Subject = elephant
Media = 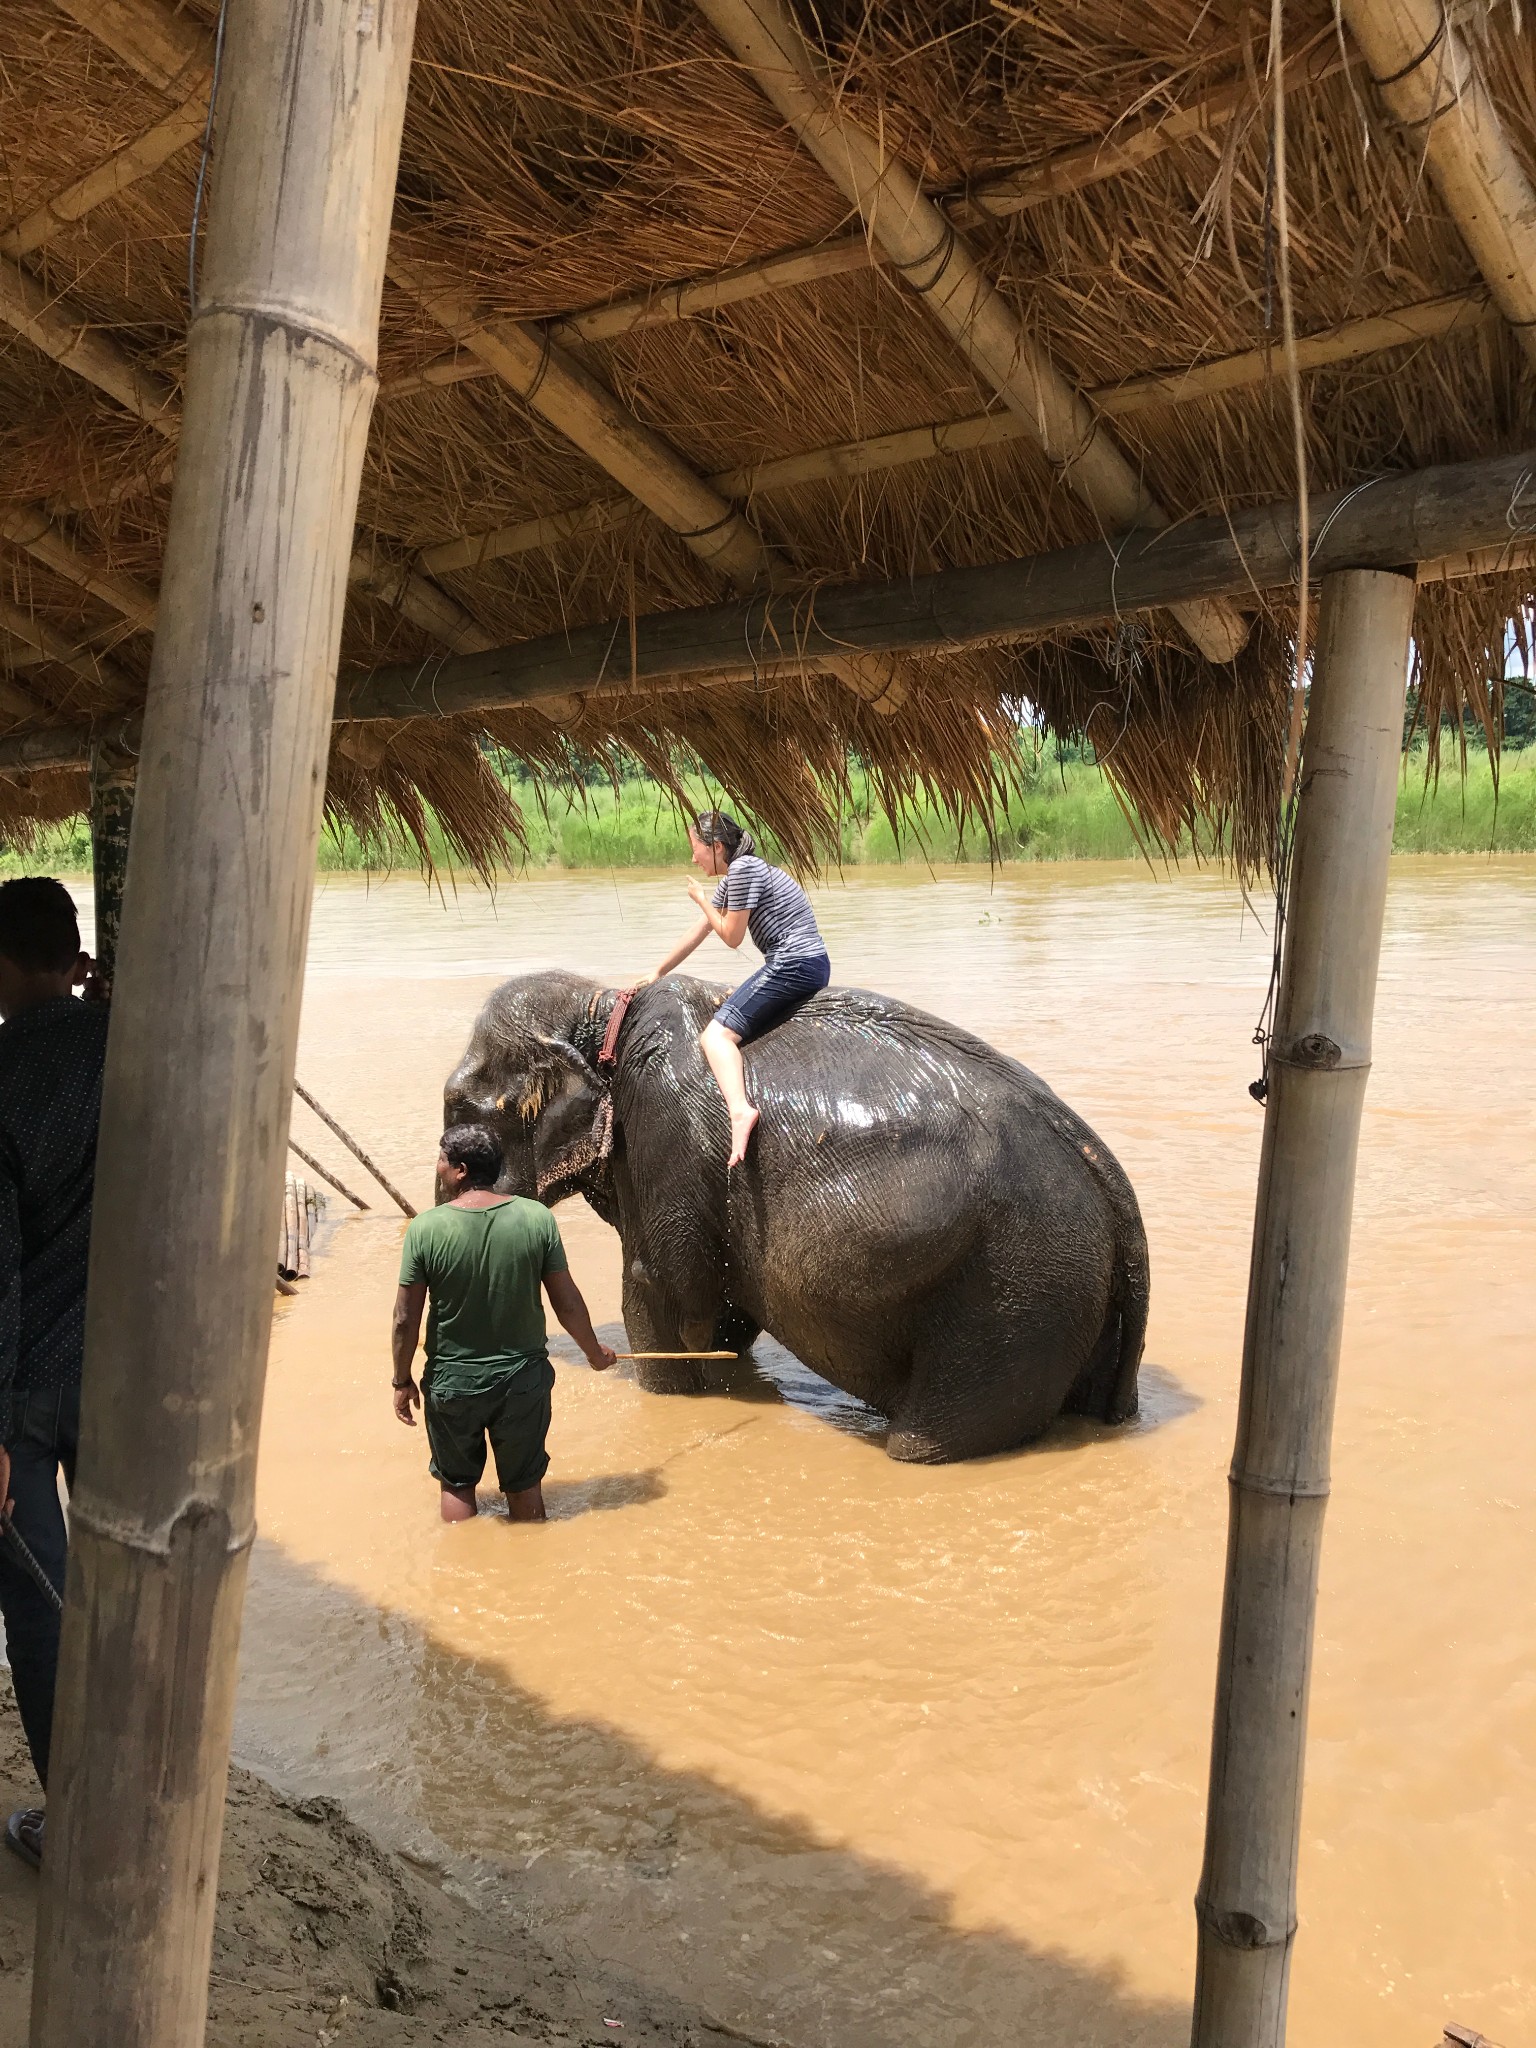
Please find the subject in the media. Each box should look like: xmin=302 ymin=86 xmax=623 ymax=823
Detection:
xmin=443 ymin=971 xmax=1149 ymax=1464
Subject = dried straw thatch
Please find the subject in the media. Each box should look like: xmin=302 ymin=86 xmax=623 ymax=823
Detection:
xmin=1 ymin=0 xmax=1533 ymax=871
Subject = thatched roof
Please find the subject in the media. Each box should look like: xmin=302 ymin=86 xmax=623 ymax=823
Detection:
xmin=1 ymin=0 xmax=1533 ymax=870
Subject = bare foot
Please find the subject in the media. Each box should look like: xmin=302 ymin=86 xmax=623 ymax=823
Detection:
xmin=727 ymin=1103 xmax=760 ymax=1168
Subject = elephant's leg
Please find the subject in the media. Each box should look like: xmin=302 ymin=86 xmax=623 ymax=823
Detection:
xmin=620 ymin=1256 xmax=725 ymax=1395
xmin=886 ymin=1275 xmax=1083 ymax=1464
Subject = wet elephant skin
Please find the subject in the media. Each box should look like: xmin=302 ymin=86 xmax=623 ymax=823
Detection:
xmin=444 ymin=972 xmax=1150 ymax=1464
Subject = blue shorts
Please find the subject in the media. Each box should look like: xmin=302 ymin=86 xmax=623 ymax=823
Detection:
xmin=715 ymin=951 xmax=830 ymax=1043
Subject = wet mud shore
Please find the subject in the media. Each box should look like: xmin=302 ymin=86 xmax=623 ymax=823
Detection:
xmin=0 ymin=1684 xmax=752 ymax=2048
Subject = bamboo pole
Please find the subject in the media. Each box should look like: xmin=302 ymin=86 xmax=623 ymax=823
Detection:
xmin=287 ymin=1138 xmax=370 ymax=1211
xmin=693 ymin=0 xmax=1251 ymax=666
xmin=294 ymin=1079 xmax=416 ymax=1217
xmin=28 ymin=1 xmax=418 ymax=2042
xmin=1190 ymin=567 xmax=1417 ymax=2048
xmin=421 ymin=289 xmax=1495 ymax=579
xmin=0 ymin=254 xmax=179 ymax=432
xmin=0 ymin=94 xmax=211 ymax=261
xmin=0 ymin=503 xmax=159 ymax=631
xmin=1340 ymin=0 xmax=1536 ymax=367
xmin=88 ymin=738 xmax=135 ymax=995
xmin=0 ymin=596 xmax=131 ymax=699
xmin=382 ymin=37 xmax=1349 ymax=399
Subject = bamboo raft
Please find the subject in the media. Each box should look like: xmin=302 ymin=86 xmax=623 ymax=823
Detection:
xmin=276 ymin=1172 xmax=325 ymax=1286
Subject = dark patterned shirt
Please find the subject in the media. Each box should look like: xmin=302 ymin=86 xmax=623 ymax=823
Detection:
xmin=0 ymin=997 xmax=109 ymax=1440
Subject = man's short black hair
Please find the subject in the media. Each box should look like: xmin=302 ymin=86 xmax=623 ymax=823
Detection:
xmin=0 ymin=878 xmax=81 ymax=974
xmin=440 ymin=1121 xmax=503 ymax=1189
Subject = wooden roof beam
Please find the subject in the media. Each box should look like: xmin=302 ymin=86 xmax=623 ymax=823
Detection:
xmin=1340 ymin=0 xmax=1536 ymax=366
xmin=689 ymin=0 xmax=1249 ymax=667
xmin=3 ymin=443 xmax=1532 ymax=774
xmin=0 ymin=251 xmax=179 ymax=431
xmin=382 ymin=36 xmax=1351 ymax=402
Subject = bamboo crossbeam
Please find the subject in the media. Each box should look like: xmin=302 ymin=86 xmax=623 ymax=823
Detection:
xmin=0 ymin=252 xmax=178 ymax=432
xmin=0 ymin=502 xmax=158 ymax=630
xmin=382 ymin=38 xmax=1350 ymax=402
xmin=48 ymin=0 xmax=212 ymax=97
xmin=0 ymin=595 xmax=129 ymax=699
xmin=386 ymin=254 xmax=774 ymax=592
xmin=0 ymin=94 xmax=210 ymax=261
xmin=31 ymin=0 xmax=422 ymax=2039
xmin=690 ymin=0 xmax=1249 ymax=668
xmin=0 ymin=447 xmax=1531 ymax=778
xmin=1341 ymin=0 xmax=1536 ymax=367
xmin=287 ymin=1138 xmax=370 ymax=1211
xmin=339 ymin=448 xmax=1536 ymax=721
xmin=423 ymin=289 xmax=1495 ymax=578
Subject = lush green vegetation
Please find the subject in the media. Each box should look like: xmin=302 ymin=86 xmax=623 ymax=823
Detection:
xmin=8 ymin=746 xmax=1534 ymax=881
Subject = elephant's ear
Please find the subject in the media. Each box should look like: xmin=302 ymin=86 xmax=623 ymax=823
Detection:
xmin=527 ymin=1034 xmax=609 ymax=1199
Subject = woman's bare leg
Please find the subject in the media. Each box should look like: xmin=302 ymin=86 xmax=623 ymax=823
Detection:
xmin=700 ymin=1019 xmax=758 ymax=1167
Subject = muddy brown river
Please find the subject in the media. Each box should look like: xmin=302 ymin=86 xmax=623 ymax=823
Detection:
xmin=225 ymin=859 xmax=1532 ymax=2048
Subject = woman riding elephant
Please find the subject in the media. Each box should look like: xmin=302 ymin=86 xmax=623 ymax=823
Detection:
xmin=637 ymin=811 xmax=830 ymax=1168
xmin=443 ymin=969 xmax=1149 ymax=1466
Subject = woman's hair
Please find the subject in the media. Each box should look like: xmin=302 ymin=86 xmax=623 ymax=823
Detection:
xmin=692 ymin=810 xmax=755 ymax=863
xmin=440 ymin=1121 xmax=504 ymax=1189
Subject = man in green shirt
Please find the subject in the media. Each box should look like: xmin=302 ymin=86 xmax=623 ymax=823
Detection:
xmin=392 ymin=1123 xmax=615 ymax=1522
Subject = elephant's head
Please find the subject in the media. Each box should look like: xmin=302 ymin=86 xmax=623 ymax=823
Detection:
xmin=443 ymin=971 xmax=613 ymax=1206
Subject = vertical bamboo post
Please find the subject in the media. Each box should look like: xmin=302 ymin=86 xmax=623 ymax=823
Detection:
xmin=88 ymin=737 xmax=135 ymax=993
xmin=1191 ymin=567 xmax=1417 ymax=2048
xmin=29 ymin=1 xmax=419 ymax=2043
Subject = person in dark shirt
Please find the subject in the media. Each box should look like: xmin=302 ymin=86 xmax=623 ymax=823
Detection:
xmin=0 ymin=878 xmax=106 ymax=1870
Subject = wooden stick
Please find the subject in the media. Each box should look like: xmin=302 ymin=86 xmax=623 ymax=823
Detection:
xmin=294 ymin=1079 xmax=416 ymax=1217
xmin=29 ymin=3 xmax=420 ymax=2042
xmin=1342 ymin=0 xmax=1536 ymax=367
xmin=0 ymin=503 xmax=159 ymax=630
xmin=1191 ymin=568 xmax=1417 ymax=2048
xmin=0 ymin=596 xmax=130 ymax=702
xmin=287 ymin=1137 xmax=370 ymax=1211
xmin=618 ymin=1350 xmax=738 ymax=1360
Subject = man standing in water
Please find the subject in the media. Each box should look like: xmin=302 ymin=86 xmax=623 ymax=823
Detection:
xmin=0 ymin=879 xmax=105 ymax=1871
xmin=391 ymin=1123 xmax=615 ymax=1521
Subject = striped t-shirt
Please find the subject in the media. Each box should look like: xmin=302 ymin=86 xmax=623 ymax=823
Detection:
xmin=713 ymin=855 xmax=825 ymax=965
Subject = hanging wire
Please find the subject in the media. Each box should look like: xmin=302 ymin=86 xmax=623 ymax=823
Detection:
xmin=1250 ymin=0 xmax=1314 ymax=1106
xmin=187 ymin=0 xmax=232 ymax=314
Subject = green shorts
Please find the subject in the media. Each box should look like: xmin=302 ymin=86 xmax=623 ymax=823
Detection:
xmin=423 ymin=1357 xmax=555 ymax=1495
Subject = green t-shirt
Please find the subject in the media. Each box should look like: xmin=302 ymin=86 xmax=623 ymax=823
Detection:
xmin=398 ymin=1197 xmax=569 ymax=1399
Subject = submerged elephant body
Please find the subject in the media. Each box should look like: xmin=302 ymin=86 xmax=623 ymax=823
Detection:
xmin=445 ymin=972 xmax=1149 ymax=1463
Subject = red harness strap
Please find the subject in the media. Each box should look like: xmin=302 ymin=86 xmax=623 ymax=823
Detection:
xmin=598 ymin=987 xmax=637 ymax=1070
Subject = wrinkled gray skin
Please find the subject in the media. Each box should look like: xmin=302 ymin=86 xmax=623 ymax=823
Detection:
xmin=444 ymin=972 xmax=1149 ymax=1464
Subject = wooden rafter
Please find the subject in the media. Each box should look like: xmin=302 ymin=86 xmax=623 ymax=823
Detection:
xmin=689 ymin=0 xmax=1250 ymax=667
xmin=0 ymin=95 xmax=210 ymax=262
xmin=40 ymin=0 xmax=903 ymax=713
xmin=2 ymin=444 xmax=1531 ymax=777
xmin=0 ymin=500 xmax=159 ymax=628
xmin=0 ymin=594 xmax=129 ymax=700
xmin=383 ymin=36 xmax=1351 ymax=403
xmin=420 ymin=288 xmax=1495 ymax=578
xmin=1341 ymin=0 xmax=1536 ymax=366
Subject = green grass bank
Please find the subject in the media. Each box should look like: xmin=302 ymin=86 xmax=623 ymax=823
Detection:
xmin=9 ymin=747 xmax=1535 ymax=879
